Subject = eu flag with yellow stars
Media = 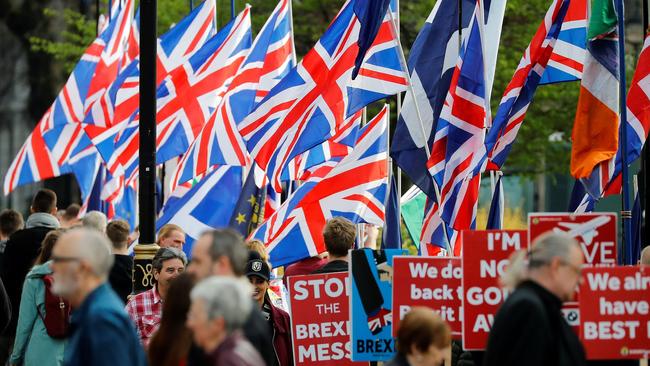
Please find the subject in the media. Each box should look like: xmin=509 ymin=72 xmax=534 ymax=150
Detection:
xmin=229 ymin=166 xmax=266 ymax=236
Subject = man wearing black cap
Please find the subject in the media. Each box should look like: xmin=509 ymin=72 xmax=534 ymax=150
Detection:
xmin=246 ymin=259 xmax=292 ymax=366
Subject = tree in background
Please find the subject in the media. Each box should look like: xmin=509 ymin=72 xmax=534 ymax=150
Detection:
xmin=30 ymin=0 xmax=641 ymax=180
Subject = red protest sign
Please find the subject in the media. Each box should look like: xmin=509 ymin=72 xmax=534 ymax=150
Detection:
xmin=392 ymin=257 xmax=462 ymax=339
xmin=579 ymin=266 xmax=650 ymax=360
xmin=528 ymin=213 xmax=617 ymax=265
xmin=461 ymin=230 xmax=529 ymax=350
xmin=288 ymin=272 xmax=367 ymax=366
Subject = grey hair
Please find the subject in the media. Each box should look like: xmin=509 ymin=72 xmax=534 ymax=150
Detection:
xmin=82 ymin=211 xmax=108 ymax=233
xmin=190 ymin=276 xmax=252 ymax=333
xmin=152 ymin=247 xmax=187 ymax=273
xmin=65 ymin=228 xmax=114 ymax=279
xmin=203 ymin=229 xmax=248 ymax=276
xmin=501 ymin=232 xmax=580 ymax=289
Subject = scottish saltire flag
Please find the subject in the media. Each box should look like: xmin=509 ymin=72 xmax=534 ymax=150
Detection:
xmin=239 ymin=0 xmax=407 ymax=193
xmin=577 ymin=32 xmax=650 ymax=201
xmin=486 ymin=173 xmax=504 ymax=229
xmin=172 ymin=0 xmax=294 ymax=188
xmin=568 ymin=179 xmax=594 ymax=212
xmin=540 ymin=0 xmax=587 ymax=84
xmin=84 ymin=0 xmax=216 ymax=129
xmin=381 ymin=176 xmax=401 ymax=249
xmin=283 ymin=109 xmax=362 ymax=182
xmin=570 ymin=0 xmax=619 ymax=180
xmin=426 ymin=4 xmax=487 ymax=230
xmin=229 ymin=166 xmax=266 ymax=236
xmin=251 ymin=107 xmax=389 ymax=266
xmin=485 ymin=0 xmax=570 ymax=171
xmin=157 ymin=166 xmax=243 ymax=256
xmin=105 ymin=8 xmax=253 ymax=181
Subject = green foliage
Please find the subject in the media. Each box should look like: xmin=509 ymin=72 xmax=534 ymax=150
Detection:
xmin=29 ymin=8 xmax=96 ymax=73
xmin=26 ymin=0 xmax=640 ymax=180
xmin=491 ymin=0 xmax=579 ymax=177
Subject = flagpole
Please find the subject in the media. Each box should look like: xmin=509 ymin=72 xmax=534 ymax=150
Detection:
xmin=288 ymin=0 xmax=297 ymax=66
xmin=615 ymin=0 xmax=631 ymax=264
xmin=231 ymin=0 xmax=235 ymax=19
xmin=394 ymin=0 xmax=402 ymax=248
xmin=134 ymin=0 xmax=159 ymax=294
xmin=641 ymin=0 xmax=649 ymax=251
xmin=387 ymin=10 xmax=452 ymax=255
xmin=190 ymin=0 xmax=194 ymax=10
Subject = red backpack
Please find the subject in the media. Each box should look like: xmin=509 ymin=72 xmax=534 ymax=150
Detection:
xmin=37 ymin=275 xmax=71 ymax=339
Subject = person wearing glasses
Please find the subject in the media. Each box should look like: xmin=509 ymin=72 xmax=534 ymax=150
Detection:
xmin=484 ymin=232 xmax=586 ymax=366
xmin=50 ymin=228 xmax=146 ymax=366
xmin=126 ymin=248 xmax=187 ymax=347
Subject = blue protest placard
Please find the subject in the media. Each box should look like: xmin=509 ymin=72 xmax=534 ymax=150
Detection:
xmin=349 ymin=248 xmax=407 ymax=361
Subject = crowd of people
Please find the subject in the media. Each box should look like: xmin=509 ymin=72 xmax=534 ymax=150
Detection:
xmin=0 ymin=188 xmax=648 ymax=366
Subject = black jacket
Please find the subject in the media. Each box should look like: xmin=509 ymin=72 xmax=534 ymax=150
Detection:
xmin=0 ymin=226 xmax=53 ymax=336
xmin=244 ymin=307 xmax=275 ymax=366
xmin=484 ymin=280 xmax=586 ymax=366
xmin=0 ymin=278 xmax=11 ymax=335
xmin=109 ymin=254 xmax=133 ymax=303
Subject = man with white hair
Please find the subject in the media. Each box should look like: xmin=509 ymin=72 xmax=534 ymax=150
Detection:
xmin=50 ymin=228 xmax=146 ymax=366
xmin=484 ymin=232 xmax=586 ymax=366
xmin=81 ymin=211 xmax=108 ymax=233
xmin=187 ymin=276 xmax=264 ymax=366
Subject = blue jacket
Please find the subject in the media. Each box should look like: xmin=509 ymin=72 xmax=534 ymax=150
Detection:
xmin=64 ymin=283 xmax=147 ymax=366
xmin=9 ymin=262 xmax=65 ymax=366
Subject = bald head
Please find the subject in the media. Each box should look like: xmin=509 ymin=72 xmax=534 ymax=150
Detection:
xmin=641 ymin=246 xmax=650 ymax=266
xmin=57 ymin=228 xmax=114 ymax=279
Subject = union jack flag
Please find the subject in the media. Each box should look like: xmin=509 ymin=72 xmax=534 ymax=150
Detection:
xmin=540 ymin=0 xmax=587 ymax=84
xmin=576 ymin=32 xmax=650 ymax=204
xmin=38 ymin=0 xmax=133 ymax=132
xmin=251 ymin=107 xmax=390 ymax=266
xmin=426 ymin=4 xmax=487 ymax=230
xmin=419 ymin=199 xmax=460 ymax=257
xmin=171 ymin=0 xmax=294 ymax=188
xmin=4 ymin=117 xmax=62 ymax=194
xmin=82 ymin=0 xmax=134 ymax=116
xmin=84 ymin=0 xmax=216 ymax=129
xmin=484 ymin=0 xmax=570 ymax=170
xmin=239 ymin=0 xmax=407 ymax=193
xmin=283 ymin=109 xmax=362 ymax=182
xmin=99 ymin=8 xmax=252 ymax=182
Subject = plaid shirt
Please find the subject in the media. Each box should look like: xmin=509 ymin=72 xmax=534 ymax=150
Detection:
xmin=125 ymin=286 xmax=162 ymax=347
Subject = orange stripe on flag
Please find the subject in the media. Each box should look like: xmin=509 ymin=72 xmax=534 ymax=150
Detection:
xmin=570 ymin=86 xmax=619 ymax=179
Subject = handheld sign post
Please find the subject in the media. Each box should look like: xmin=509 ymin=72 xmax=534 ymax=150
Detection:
xmin=579 ymin=266 xmax=650 ymax=360
xmin=349 ymin=248 xmax=406 ymax=362
xmin=287 ymin=272 xmax=367 ymax=366
xmin=392 ymin=256 xmax=463 ymax=339
xmin=461 ymin=230 xmax=529 ymax=350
